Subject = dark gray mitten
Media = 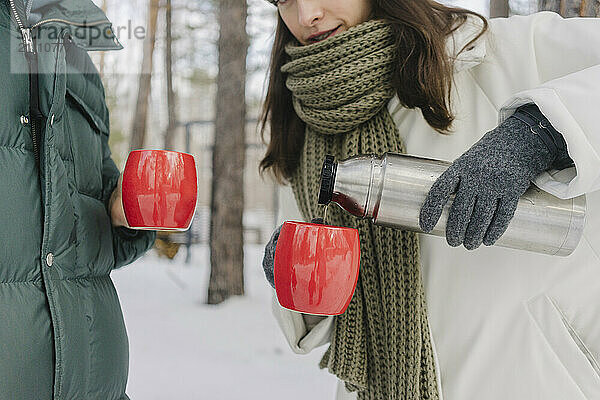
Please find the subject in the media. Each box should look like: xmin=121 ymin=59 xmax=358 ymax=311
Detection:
xmin=419 ymin=115 xmax=564 ymax=250
xmin=262 ymin=225 xmax=282 ymax=288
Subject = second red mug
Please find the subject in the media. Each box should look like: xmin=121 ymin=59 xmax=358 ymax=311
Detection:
xmin=122 ymin=149 xmax=198 ymax=231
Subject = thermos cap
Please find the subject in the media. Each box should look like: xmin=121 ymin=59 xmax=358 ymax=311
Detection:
xmin=318 ymin=155 xmax=337 ymax=205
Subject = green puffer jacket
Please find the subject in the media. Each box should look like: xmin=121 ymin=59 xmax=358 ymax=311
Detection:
xmin=0 ymin=1 xmax=156 ymax=399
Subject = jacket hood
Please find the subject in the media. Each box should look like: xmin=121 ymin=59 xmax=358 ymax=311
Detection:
xmin=447 ymin=14 xmax=488 ymax=73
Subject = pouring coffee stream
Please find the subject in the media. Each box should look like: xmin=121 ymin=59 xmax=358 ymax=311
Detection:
xmin=317 ymin=153 xmax=586 ymax=256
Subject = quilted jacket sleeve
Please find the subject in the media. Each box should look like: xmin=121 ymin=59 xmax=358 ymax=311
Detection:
xmin=100 ymin=133 xmax=156 ymax=269
xmin=65 ymin=41 xmax=156 ymax=269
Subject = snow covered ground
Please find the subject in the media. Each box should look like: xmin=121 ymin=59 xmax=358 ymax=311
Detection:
xmin=112 ymin=245 xmax=338 ymax=400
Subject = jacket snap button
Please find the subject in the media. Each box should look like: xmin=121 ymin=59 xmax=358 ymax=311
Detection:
xmin=46 ymin=253 xmax=54 ymax=267
xmin=20 ymin=115 xmax=29 ymax=125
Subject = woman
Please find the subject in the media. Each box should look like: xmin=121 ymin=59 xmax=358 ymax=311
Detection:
xmin=260 ymin=0 xmax=600 ymax=399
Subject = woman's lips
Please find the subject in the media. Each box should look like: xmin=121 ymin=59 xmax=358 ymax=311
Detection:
xmin=307 ymin=25 xmax=342 ymax=44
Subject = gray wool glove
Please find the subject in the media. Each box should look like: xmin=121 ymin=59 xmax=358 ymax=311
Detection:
xmin=419 ymin=114 xmax=566 ymax=250
xmin=262 ymin=225 xmax=282 ymax=289
xmin=262 ymin=218 xmax=324 ymax=288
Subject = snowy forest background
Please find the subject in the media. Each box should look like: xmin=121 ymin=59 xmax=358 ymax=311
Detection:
xmin=83 ymin=0 xmax=599 ymax=398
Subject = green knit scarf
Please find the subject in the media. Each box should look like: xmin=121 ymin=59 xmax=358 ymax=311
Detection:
xmin=282 ymin=20 xmax=440 ymax=400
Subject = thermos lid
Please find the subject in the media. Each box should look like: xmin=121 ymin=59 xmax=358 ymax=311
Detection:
xmin=319 ymin=155 xmax=337 ymax=205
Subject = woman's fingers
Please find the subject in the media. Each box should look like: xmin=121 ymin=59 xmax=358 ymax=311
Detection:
xmin=420 ymin=167 xmax=519 ymax=249
xmin=419 ymin=169 xmax=460 ymax=233
xmin=445 ymin=184 xmax=476 ymax=247
xmin=483 ymin=197 xmax=519 ymax=246
xmin=463 ymin=196 xmax=498 ymax=250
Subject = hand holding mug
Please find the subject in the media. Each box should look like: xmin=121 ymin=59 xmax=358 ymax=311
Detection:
xmin=264 ymin=219 xmax=361 ymax=316
xmin=262 ymin=224 xmax=282 ymax=289
xmin=108 ymin=173 xmax=130 ymax=228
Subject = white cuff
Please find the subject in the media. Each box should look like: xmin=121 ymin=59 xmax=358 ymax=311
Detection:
xmin=271 ymin=294 xmax=334 ymax=354
xmin=499 ymin=86 xmax=600 ymax=199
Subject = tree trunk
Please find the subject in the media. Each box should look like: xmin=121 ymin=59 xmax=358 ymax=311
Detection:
xmin=163 ymin=0 xmax=178 ymax=150
xmin=539 ymin=0 xmax=600 ymax=16
xmin=208 ymin=0 xmax=248 ymax=305
xmin=490 ymin=0 xmax=510 ymax=17
xmin=129 ymin=0 xmax=160 ymax=151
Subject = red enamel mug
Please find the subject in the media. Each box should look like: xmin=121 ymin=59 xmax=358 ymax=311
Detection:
xmin=274 ymin=221 xmax=361 ymax=315
xmin=122 ymin=149 xmax=198 ymax=231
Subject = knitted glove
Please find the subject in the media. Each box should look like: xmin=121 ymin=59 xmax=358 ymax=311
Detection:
xmin=262 ymin=225 xmax=282 ymax=289
xmin=262 ymin=218 xmax=325 ymax=288
xmin=419 ymin=108 xmax=570 ymax=250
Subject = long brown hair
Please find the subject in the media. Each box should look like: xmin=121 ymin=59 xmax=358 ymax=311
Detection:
xmin=260 ymin=0 xmax=488 ymax=182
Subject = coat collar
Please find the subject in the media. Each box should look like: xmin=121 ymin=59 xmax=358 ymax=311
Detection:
xmin=447 ymin=14 xmax=488 ymax=73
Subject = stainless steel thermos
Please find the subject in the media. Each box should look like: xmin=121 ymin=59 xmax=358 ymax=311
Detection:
xmin=318 ymin=153 xmax=586 ymax=256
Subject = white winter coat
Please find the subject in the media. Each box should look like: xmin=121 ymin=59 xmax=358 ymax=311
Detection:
xmin=272 ymin=11 xmax=600 ymax=400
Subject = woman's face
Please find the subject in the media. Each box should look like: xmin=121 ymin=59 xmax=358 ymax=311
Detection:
xmin=277 ymin=0 xmax=373 ymax=46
